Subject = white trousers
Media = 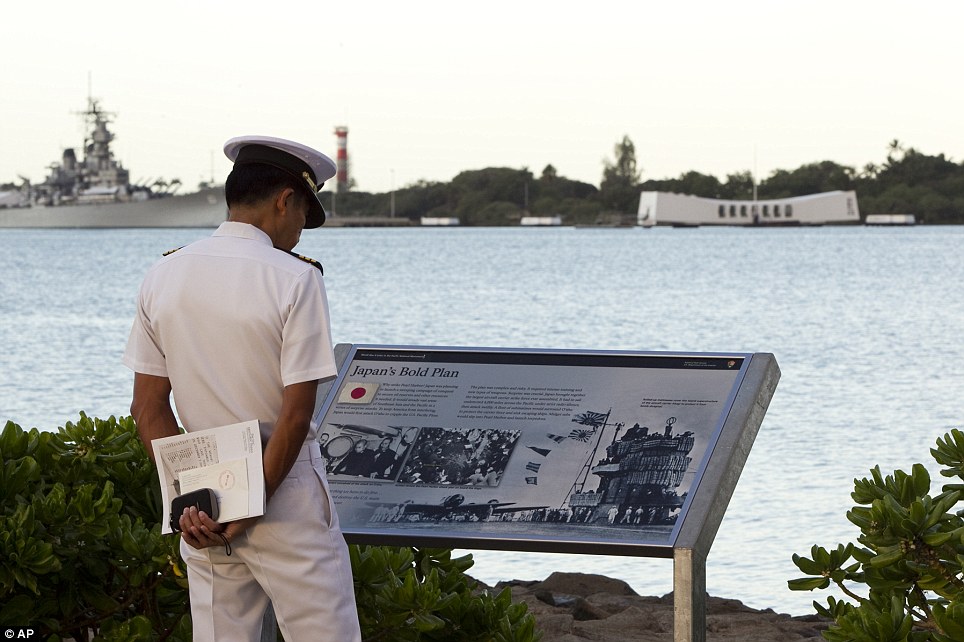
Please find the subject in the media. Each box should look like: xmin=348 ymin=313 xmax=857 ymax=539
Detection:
xmin=181 ymin=441 xmax=361 ymax=642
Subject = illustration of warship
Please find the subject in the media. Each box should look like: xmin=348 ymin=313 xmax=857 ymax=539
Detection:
xmin=567 ymin=416 xmax=695 ymax=525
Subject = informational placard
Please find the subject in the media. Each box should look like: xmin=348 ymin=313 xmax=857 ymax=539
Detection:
xmin=313 ymin=345 xmax=751 ymax=556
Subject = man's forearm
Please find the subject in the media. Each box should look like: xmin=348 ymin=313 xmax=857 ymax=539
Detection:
xmin=262 ymin=380 xmax=319 ymax=500
xmin=262 ymin=420 xmax=310 ymax=500
xmin=131 ymin=372 xmax=180 ymax=463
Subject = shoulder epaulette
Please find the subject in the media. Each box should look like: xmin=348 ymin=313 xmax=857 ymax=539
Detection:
xmin=162 ymin=246 xmax=183 ymax=256
xmin=282 ymin=249 xmax=324 ymax=274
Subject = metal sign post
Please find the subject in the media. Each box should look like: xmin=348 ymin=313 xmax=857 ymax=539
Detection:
xmin=670 ymin=352 xmax=781 ymax=642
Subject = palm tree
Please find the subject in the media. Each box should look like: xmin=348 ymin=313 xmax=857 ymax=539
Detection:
xmin=886 ymin=139 xmax=905 ymax=167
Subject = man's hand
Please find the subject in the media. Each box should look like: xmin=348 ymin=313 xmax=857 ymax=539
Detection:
xmin=175 ymin=379 xmax=321 ymax=550
xmin=178 ymin=507 xmax=257 ymax=551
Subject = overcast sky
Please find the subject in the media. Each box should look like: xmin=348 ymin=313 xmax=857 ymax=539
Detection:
xmin=2 ymin=1 xmax=962 ymax=194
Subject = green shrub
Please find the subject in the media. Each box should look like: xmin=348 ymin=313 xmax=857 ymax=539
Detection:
xmin=351 ymin=545 xmax=539 ymax=641
xmin=0 ymin=415 xmax=190 ymax=642
xmin=0 ymin=416 xmax=540 ymax=642
xmin=789 ymin=429 xmax=964 ymax=641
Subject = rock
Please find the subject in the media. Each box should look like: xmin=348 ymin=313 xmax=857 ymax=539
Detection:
xmin=532 ymin=571 xmax=638 ymax=597
xmin=487 ymin=572 xmax=831 ymax=642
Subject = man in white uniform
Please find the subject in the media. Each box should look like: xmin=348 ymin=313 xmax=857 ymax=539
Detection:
xmin=123 ymin=136 xmax=361 ymax=642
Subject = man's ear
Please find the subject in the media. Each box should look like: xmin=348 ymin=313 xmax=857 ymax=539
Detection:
xmin=274 ymin=187 xmax=297 ymax=214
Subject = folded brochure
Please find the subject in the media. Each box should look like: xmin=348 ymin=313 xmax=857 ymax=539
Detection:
xmin=152 ymin=419 xmax=265 ymax=535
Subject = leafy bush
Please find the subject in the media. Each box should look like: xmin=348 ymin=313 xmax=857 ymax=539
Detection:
xmin=789 ymin=429 xmax=964 ymax=641
xmin=1 ymin=416 xmax=540 ymax=642
xmin=0 ymin=415 xmax=189 ymax=642
xmin=352 ymin=545 xmax=539 ymax=641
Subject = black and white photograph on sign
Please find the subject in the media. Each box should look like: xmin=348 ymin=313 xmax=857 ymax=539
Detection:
xmin=317 ymin=347 xmax=749 ymax=552
xmin=321 ymin=423 xmax=419 ymax=481
xmin=395 ymin=426 xmax=521 ymax=486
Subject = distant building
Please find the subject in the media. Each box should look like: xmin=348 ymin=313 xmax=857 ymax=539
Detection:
xmin=420 ymin=217 xmax=460 ymax=226
xmin=520 ymin=216 xmax=562 ymax=226
xmin=865 ymin=213 xmax=915 ymax=226
xmin=638 ymin=190 xmax=860 ymax=227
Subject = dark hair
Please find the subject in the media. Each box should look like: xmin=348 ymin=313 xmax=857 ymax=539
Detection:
xmin=225 ymin=163 xmax=306 ymax=210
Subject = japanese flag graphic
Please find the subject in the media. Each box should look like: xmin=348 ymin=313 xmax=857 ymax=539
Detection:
xmin=338 ymin=382 xmax=379 ymax=404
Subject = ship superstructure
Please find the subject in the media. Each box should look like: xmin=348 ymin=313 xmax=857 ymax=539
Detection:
xmin=568 ymin=417 xmax=694 ymax=525
xmin=0 ymin=97 xmax=225 ymax=228
xmin=31 ymin=97 xmax=167 ymax=207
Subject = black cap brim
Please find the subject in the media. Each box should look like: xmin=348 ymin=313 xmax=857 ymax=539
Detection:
xmin=306 ymin=194 xmax=326 ymax=228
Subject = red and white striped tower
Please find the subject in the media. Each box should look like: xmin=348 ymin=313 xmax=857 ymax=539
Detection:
xmin=334 ymin=126 xmax=349 ymax=193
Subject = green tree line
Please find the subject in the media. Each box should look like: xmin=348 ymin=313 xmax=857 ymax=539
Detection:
xmin=325 ymin=137 xmax=964 ymax=225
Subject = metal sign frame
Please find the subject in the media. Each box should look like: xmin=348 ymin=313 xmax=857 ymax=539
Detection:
xmin=307 ymin=344 xmax=779 ymax=642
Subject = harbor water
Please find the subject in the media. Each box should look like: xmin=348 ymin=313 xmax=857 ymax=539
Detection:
xmin=1 ymin=224 xmax=962 ymax=615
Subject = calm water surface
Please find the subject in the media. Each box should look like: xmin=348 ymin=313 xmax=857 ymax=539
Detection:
xmin=1 ymin=224 xmax=962 ymax=615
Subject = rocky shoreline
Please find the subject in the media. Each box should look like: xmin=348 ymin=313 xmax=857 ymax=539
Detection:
xmin=487 ymin=572 xmax=831 ymax=641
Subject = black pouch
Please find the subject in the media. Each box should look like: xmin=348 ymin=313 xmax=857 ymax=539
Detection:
xmin=170 ymin=488 xmax=220 ymax=532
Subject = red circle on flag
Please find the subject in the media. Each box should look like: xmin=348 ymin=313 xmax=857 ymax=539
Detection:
xmin=351 ymin=387 xmax=367 ymax=399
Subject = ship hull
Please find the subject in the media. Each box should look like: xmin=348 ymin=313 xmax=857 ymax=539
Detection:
xmin=0 ymin=186 xmax=226 ymax=228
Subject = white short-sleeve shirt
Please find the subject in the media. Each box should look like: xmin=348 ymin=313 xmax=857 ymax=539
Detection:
xmin=123 ymin=222 xmax=336 ymax=437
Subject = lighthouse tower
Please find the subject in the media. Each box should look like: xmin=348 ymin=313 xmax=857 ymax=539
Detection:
xmin=334 ymin=126 xmax=349 ymax=193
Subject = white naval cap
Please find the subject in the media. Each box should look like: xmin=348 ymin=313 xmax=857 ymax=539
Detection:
xmin=223 ymin=135 xmax=336 ymax=228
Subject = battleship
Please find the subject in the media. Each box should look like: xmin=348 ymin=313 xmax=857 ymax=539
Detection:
xmin=0 ymin=97 xmax=226 ymax=228
xmin=567 ymin=416 xmax=694 ymax=526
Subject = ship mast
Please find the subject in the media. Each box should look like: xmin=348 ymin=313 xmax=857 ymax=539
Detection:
xmin=68 ymin=85 xmax=127 ymax=193
xmin=561 ymin=409 xmax=618 ymax=508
